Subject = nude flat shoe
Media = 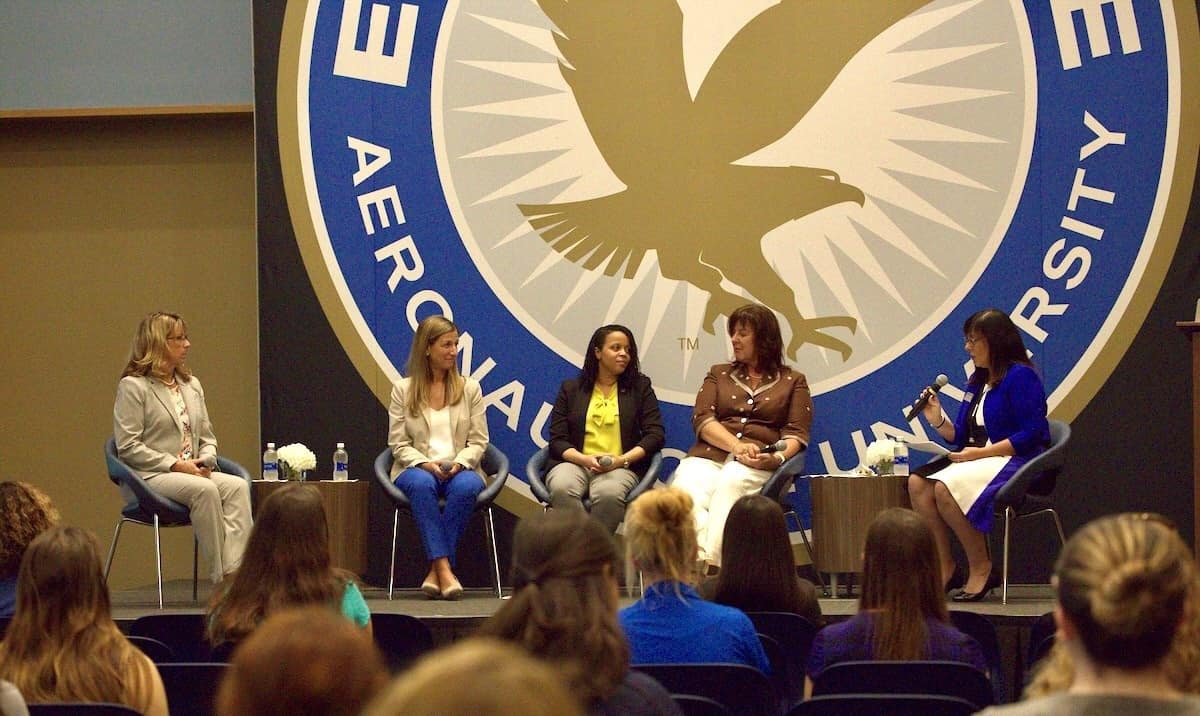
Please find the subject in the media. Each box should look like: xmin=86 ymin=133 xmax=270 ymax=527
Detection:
xmin=421 ymin=578 xmax=441 ymax=599
xmin=441 ymin=577 xmax=463 ymax=600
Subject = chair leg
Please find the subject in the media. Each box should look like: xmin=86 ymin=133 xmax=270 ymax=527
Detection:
xmin=1002 ymin=507 xmax=1013 ymax=605
xmin=1048 ymin=508 xmax=1066 ymax=546
xmin=485 ymin=507 xmax=502 ymax=598
xmin=786 ymin=509 xmax=826 ymax=593
xmin=153 ymin=515 xmax=164 ymax=610
xmin=104 ymin=519 xmax=126 ymax=582
xmin=192 ymin=537 xmax=199 ymax=602
xmin=388 ymin=510 xmax=399 ymax=600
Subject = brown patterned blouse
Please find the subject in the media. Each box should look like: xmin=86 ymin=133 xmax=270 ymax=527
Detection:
xmin=686 ymin=362 xmax=813 ymax=463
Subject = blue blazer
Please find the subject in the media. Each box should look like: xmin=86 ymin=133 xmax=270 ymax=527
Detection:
xmin=953 ymin=363 xmax=1049 ymax=457
xmin=546 ymin=374 xmax=665 ymax=476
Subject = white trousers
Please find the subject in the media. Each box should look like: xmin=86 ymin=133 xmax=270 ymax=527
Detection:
xmin=145 ymin=471 xmax=252 ymax=583
xmin=670 ymin=456 xmax=771 ymax=566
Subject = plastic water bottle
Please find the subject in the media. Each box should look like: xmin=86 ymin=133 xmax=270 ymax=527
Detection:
xmin=893 ymin=441 xmax=910 ymax=477
xmin=333 ymin=443 xmax=349 ymax=481
xmin=262 ymin=443 xmax=279 ymax=481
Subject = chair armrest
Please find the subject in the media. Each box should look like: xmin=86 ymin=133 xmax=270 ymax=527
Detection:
xmin=761 ymin=448 xmax=807 ymax=501
xmin=993 ymin=419 xmax=1070 ymax=509
xmin=479 ymin=444 xmax=510 ymax=504
xmin=626 ymin=452 xmax=663 ymax=502
xmin=524 ymin=446 xmax=552 ymax=503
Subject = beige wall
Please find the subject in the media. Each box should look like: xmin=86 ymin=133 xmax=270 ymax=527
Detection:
xmin=0 ymin=114 xmax=258 ymax=589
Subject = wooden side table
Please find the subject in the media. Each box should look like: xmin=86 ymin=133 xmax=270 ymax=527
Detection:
xmin=810 ymin=474 xmax=911 ymax=596
xmin=251 ymin=480 xmax=369 ymax=575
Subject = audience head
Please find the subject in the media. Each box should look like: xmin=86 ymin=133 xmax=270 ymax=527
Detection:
xmin=711 ymin=494 xmax=807 ymax=613
xmin=0 ymin=526 xmax=157 ymax=711
xmin=363 ymin=637 xmax=583 ymax=716
xmin=0 ymin=481 xmax=60 ymax=581
xmin=478 ymin=510 xmax=626 ymax=704
xmin=122 ymin=310 xmax=191 ymax=380
xmin=580 ymin=324 xmax=642 ymax=390
xmin=860 ymin=508 xmax=947 ymax=659
xmin=207 ymin=484 xmax=346 ymax=645
xmin=217 ymin=606 xmax=388 ymax=716
xmin=728 ymin=303 xmax=784 ymax=374
xmin=624 ymin=487 xmax=698 ymax=585
xmin=1054 ymin=512 xmax=1195 ymax=671
xmin=963 ymin=308 xmax=1031 ymax=385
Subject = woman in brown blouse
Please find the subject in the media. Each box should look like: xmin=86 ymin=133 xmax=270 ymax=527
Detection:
xmin=671 ymin=304 xmax=812 ymax=568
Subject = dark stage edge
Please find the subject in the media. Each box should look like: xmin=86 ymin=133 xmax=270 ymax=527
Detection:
xmin=113 ymin=580 xmax=1056 ymax=703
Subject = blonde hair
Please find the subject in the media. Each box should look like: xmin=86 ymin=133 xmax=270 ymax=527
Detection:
xmin=121 ymin=311 xmax=192 ymax=382
xmin=623 ymin=487 xmax=697 ymax=585
xmin=362 ymin=638 xmax=583 ymax=716
xmin=404 ymin=315 xmax=464 ymax=417
xmin=0 ymin=481 xmax=60 ymax=578
xmin=0 ymin=527 xmax=160 ymax=713
xmin=216 ymin=606 xmax=388 ymax=716
xmin=1055 ymin=513 xmax=1195 ymax=670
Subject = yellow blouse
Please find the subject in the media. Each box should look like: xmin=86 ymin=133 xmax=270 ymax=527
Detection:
xmin=583 ymin=384 xmax=621 ymax=457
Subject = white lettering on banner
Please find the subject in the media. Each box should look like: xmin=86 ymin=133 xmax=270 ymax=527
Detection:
xmin=1080 ymin=111 xmax=1126 ymax=161
xmin=347 ymin=136 xmax=392 ymax=186
xmin=529 ymin=402 xmax=553 ymax=448
xmin=1050 ymin=0 xmax=1141 ymax=70
xmin=333 ymin=0 xmax=420 ymax=87
xmin=483 ymin=380 xmax=526 ymax=431
xmin=405 ymin=290 xmax=451 ymax=325
xmin=376 ymin=236 xmax=424 ymax=290
xmin=358 ymin=186 xmax=406 ymax=236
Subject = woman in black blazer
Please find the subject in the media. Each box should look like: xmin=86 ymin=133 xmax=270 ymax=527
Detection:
xmin=545 ymin=325 xmax=665 ymax=534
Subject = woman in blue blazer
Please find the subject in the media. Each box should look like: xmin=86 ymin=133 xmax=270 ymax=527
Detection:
xmin=909 ymin=308 xmax=1050 ymax=601
xmin=545 ymin=324 xmax=665 ymax=534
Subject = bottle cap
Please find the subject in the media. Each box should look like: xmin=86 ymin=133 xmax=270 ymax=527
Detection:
xmin=336 ymin=442 xmax=345 ymax=449
xmin=267 ymin=442 xmax=275 ymax=449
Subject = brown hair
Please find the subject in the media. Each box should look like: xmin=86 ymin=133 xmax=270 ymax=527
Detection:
xmin=623 ymin=487 xmax=697 ymax=586
xmin=478 ymin=511 xmax=626 ymax=705
xmin=121 ymin=311 xmax=193 ymax=382
xmin=711 ymin=495 xmax=811 ymax=616
xmin=405 ymin=315 xmax=464 ymax=417
xmin=1055 ymin=513 xmax=1195 ymax=670
xmin=859 ymin=508 xmax=948 ymax=660
xmin=728 ymin=303 xmax=785 ymax=374
xmin=0 ymin=481 xmax=60 ymax=579
xmin=963 ymin=308 xmax=1033 ymax=388
xmin=0 ymin=527 xmax=160 ymax=712
xmin=362 ymin=638 xmax=583 ymax=716
xmin=216 ymin=606 xmax=388 ymax=716
xmin=206 ymin=484 xmax=357 ymax=645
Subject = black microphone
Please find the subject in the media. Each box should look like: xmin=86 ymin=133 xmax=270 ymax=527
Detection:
xmin=760 ymin=440 xmax=788 ymax=454
xmin=906 ymin=374 xmax=949 ymax=421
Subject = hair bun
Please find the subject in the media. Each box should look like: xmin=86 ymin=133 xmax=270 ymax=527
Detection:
xmin=1092 ymin=559 xmax=1172 ymax=635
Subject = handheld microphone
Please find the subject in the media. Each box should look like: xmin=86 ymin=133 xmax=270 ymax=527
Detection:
xmin=905 ymin=374 xmax=949 ymax=421
xmin=438 ymin=460 xmax=454 ymax=473
xmin=760 ymin=440 xmax=788 ymax=454
xmin=597 ymin=456 xmax=614 ymax=467
xmin=198 ymin=455 xmax=216 ymax=469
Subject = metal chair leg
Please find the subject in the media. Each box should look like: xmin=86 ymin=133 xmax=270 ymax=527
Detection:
xmin=485 ymin=507 xmax=502 ymax=598
xmin=153 ymin=515 xmax=164 ymax=610
xmin=1002 ymin=507 xmax=1013 ymax=605
xmin=785 ymin=509 xmax=826 ymax=593
xmin=192 ymin=537 xmax=199 ymax=602
xmin=1048 ymin=509 xmax=1066 ymax=545
xmin=104 ymin=519 xmax=125 ymax=581
xmin=388 ymin=510 xmax=399 ymax=600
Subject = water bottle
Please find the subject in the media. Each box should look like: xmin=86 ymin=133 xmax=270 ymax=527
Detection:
xmin=262 ymin=442 xmax=279 ymax=481
xmin=893 ymin=441 xmax=910 ymax=477
xmin=333 ymin=443 xmax=349 ymax=481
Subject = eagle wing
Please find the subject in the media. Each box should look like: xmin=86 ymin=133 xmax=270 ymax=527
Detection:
xmin=534 ymin=0 xmax=699 ymax=184
xmin=520 ymin=192 xmax=659 ymax=279
xmin=692 ymin=0 xmax=931 ymax=162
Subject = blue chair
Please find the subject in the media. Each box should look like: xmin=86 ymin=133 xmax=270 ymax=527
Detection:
xmin=155 ymin=662 xmax=227 ymax=716
xmin=524 ymin=445 xmax=662 ymax=511
xmin=126 ymin=634 xmax=177 ymax=663
xmin=790 ymin=693 xmax=978 ymax=715
xmin=746 ymin=611 xmax=818 ymax=707
xmin=992 ymin=419 xmax=1070 ymax=603
xmin=372 ymin=445 xmax=510 ymax=598
xmin=948 ymin=610 xmax=1005 ymax=705
xmin=632 ymin=663 xmax=777 ymax=716
xmin=811 ymin=660 xmax=993 ymax=711
xmin=129 ymin=612 xmax=214 ymax=662
xmin=102 ymin=437 xmax=252 ymax=608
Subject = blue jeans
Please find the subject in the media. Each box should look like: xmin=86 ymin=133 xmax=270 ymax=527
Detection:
xmin=394 ymin=467 xmax=484 ymax=565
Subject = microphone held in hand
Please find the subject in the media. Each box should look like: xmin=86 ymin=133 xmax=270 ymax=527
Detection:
xmin=198 ymin=455 xmax=217 ymax=469
xmin=906 ymin=374 xmax=950 ymax=422
xmin=597 ymin=456 xmax=613 ymax=468
xmin=438 ymin=460 xmax=454 ymax=473
xmin=760 ymin=440 xmax=788 ymax=454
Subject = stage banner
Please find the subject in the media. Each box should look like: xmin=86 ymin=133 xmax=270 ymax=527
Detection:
xmin=256 ymin=0 xmax=1200 ymax=580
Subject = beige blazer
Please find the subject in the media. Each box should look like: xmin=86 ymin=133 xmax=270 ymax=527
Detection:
xmin=388 ymin=376 xmax=488 ymax=478
xmin=113 ymin=374 xmax=218 ymax=479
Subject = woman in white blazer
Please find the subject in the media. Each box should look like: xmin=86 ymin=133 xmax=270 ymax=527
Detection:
xmin=388 ymin=315 xmax=489 ymax=600
xmin=112 ymin=312 xmax=251 ymax=585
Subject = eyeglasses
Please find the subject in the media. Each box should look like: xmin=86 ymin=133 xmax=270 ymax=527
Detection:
xmin=964 ymin=336 xmax=982 ymax=346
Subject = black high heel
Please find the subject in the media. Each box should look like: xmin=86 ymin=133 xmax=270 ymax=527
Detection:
xmin=952 ymin=572 xmax=1001 ymax=602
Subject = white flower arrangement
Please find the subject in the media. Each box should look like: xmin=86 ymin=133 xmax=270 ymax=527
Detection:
xmin=864 ymin=438 xmax=899 ymax=475
xmin=276 ymin=443 xmax=316 ymax=480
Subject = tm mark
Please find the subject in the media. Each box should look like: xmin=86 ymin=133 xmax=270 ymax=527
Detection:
xmin=677 ymin=337 xmax=699 ymax=350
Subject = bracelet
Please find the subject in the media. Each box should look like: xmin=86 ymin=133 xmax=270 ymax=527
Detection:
xmin=776 ymin=452 xmax=785 ymax=465
xmin=933 ymin=414 xmax=947 ymax=429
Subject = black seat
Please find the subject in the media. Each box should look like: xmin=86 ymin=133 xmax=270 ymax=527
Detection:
xmin=126 ymin=634 xmax=177 ymax=663
xmin=632 ymin=663 xmax=776 ymax=716
xmin=671 ymin=694 xmax=731 ymax=716
xmin=372 ymin=445 xmax=510 ymax=598
xmin=129 ymin=613 xmax=213 ymax=662
xmin=758 ymin=449 xmax=821 ymax=590
xmin=525 ymin=445 xmax=662 ymax=511
xmin=948 ymin=610 xmax=1005 ymax=704
xmin=746 ymin=611 xmax=818 ymax=708
xmin=756 ymin=632 xmax=789 ymax=714
xmin=811 ymin=660 xmax=993 ymax=711
xmin=1026 ymin=610 xmax=1058 ymax=674
xmin=155 ymin=662 xmax=227 ymax=716
xmin=789 ymin=693 xmax=978 ymax=715
xmin=992 ymin=419 xmax=1070 ymax=603
xmin=27 ymin=705 xmax=143 ymax=716
xmin=371 ymin=613 xmax=435 ymax=672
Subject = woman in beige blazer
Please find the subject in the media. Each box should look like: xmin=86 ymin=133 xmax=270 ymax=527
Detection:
xmin=388 ymin=315 xmax=489 ymax=600
xmin=112 ymin=312 xmax=251 ymax=585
